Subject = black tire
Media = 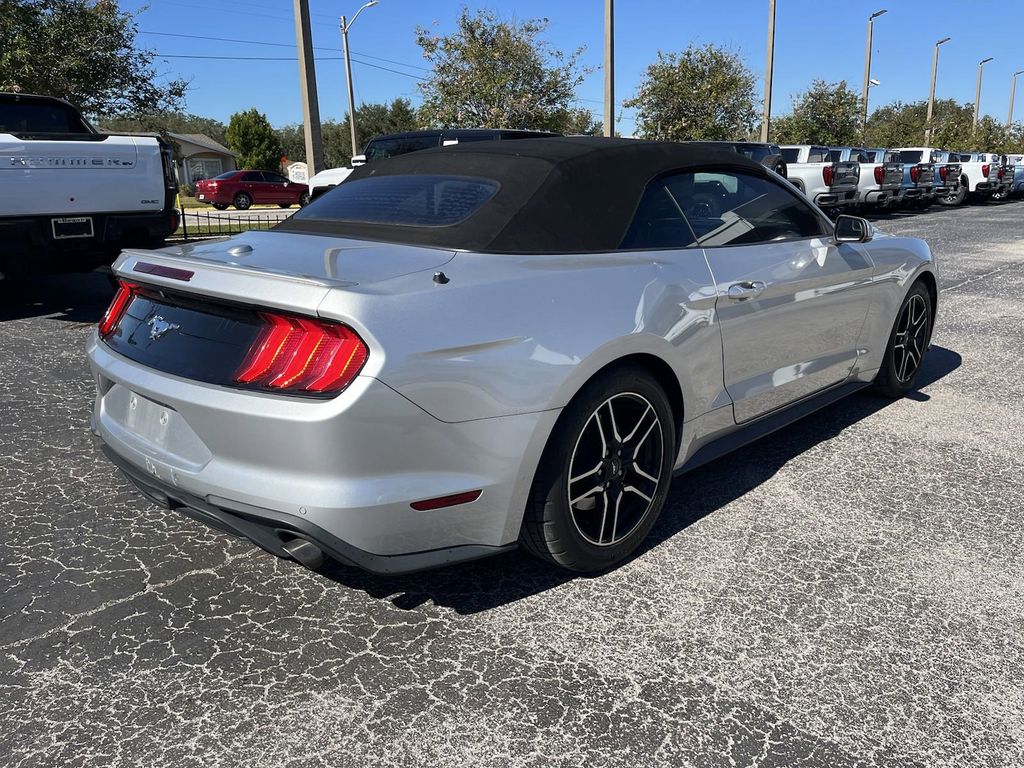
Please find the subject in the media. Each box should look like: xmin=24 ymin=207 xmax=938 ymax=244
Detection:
xmin=233 ymin=192 xmax=252 ymax=210
xmin=299 ymin=191 xmax=310 ymax=206
xmin=873 ymin=281 xmax=933 ymax=398
xmin=937 ymin=184 xmax=966 ymax=206
xmin=520 ymin=366 xmax=676 ymax=572
xmin=212 ymin=203 xmax=228 ymax=211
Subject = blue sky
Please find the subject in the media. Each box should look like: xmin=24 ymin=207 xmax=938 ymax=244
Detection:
xmin=125 ymin=0 xmax=1024 ymax=132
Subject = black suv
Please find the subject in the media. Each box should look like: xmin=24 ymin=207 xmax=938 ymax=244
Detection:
xmin=687 ymin=141 xmax=788 ymax=178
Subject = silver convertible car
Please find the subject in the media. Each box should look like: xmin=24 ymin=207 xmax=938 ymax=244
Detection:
xmin=88 ymin=138 xmax=936 ymax=574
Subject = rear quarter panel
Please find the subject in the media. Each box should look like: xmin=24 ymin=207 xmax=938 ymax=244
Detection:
xmin=315 ymin=249 xmax=726 ymax=426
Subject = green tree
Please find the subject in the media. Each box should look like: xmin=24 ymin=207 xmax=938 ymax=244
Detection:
xmin=771 ymin=80 xmax=861 ymax=145
xmin=415 ymin=9 xmax=590 ymax=133
xmin=861 ymin=99 xmax=1011 ymax=150
xmin=225 ymin=108 xmax=282 ymax=171
xmin=277 ymin=99 xmax=420 ymax=168
xmin=624 ymin=44 xmax=758 ymax=141
xmin=98 ymin=112 xmax=228 ymax=145
xmin=0 ymin=0 xmax=186 ymax=115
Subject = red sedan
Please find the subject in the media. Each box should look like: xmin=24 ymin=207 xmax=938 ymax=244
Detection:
xmin=195 ymin=171 xmax=310 ymax=210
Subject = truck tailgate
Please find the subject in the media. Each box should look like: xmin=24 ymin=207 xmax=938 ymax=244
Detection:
xmin=0 ymin=134 xmax=165 ymax=217
xmin=830 ymin=161 xmax=860 ymax=191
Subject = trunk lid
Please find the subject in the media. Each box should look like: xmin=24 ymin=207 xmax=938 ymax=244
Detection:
xmin=113 ymin=230 xmax=456 ymax=315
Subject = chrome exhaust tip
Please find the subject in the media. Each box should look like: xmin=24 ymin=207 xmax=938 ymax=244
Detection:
xmin=281 ymin=538 xmax=325 ymax=570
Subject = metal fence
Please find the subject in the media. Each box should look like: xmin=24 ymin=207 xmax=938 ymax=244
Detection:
xmin=169 ymin=205 xmax=296 ymax=242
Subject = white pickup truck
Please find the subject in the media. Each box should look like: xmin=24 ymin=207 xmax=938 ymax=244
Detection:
xmin=0 ymin=92 xmax=179 ymax=281
xmin=940 ymin=150 xmax=1000 ymax=204
xmin=779 ymin=145 xmax=860 ymax=212
xmin=829 ymin=147 xmax=903 ymax=209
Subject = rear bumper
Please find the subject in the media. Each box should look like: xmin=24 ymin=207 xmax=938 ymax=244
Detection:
xmin=102 ymin=443 xmax=514 ymax=574
xmin=814 ymin=189 xmax=858 ymax=207
xmin=87 ymin=334 xmax=557 ymax=570
xmin=0 ymin=209 xmax=178 ymax=269
xmin=860 ymin=189 xmax=892 ymax=206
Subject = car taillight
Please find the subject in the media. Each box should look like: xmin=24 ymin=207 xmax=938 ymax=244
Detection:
xmin=939 ymin=165 xmax=948 ymax=182
xmin=910 ymin=165 xmax=920 ymax=183
xmin=998 ymin=167 xmax=1005 ymax=179
xmin=99 ymin=280 xmax=139 ymax=338
xmin=234 ymin=312 xmax=368 ymax=394
xmin=982 ymin=164 xmax=990 ymax=177
xmin=874 ymin=166 xmax=884 ymax=184
xmin=822 ymin=165 xmax=834 ymax=186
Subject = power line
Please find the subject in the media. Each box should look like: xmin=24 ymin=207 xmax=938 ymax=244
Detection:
xmin=140 ymin=30 xmax=430 ymax=71
xmin=156 ymin=53 xmax=425 ymax=80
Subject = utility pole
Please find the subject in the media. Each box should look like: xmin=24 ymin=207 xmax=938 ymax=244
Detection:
xmin=603 ymin=0 xmax=614 ymax=137
xmin=293 ymin=0 xmax=325 ymax=176
xmin=861 ymin=10 xmax=887 ymax=130
xmin=760 ymin=0 xmax=775 ymax=143
xmin=925 ymin=37 xmax=950 ymax=144
xmin=974 ymin=57 xmax=993 ymax=128
xmin=1008 ymin=70 xmax=1023 ymax=127
xmin=340 ymin=1 xmax=378 ymax=158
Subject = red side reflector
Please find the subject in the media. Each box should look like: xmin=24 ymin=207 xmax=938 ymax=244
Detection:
xmin=134 ymin=262 xmax=194 ymax=281
xmin=410 ymin=490 xmax=482 ymax=511
xmin=99 ymin=280 xmax=139 ymax=338
xmin=233 ymin=311 xmax=368 ymax=394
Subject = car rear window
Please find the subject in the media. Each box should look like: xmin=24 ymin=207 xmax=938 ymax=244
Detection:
xmin=899 ymin=151 xmax=923 ymax=163
xmin=0 ymin=101 xmax=91 ymax=133
xmin=292 ymin=174 xmax=499 ymax=228
xmin=781 ymin=148 xmax=800 ymax=163
xmin=364 ymin=136 xmax=439 ymax=160
xmin=212 ymin=171 xmax=237 ymax=180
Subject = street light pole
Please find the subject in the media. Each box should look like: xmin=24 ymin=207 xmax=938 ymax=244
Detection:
xmin=974 ymin=57 xmax=993 ymax=128
xmin=925 ymin=37 xmax=951 ymax=144
xmin=603 ymin=0 xmax=614 ymax=137
xmin=340 ymin=0 xmax=379 ymax=159
xmin=760 ymin=0 xmax=776 ymax=143
xmin=1009 ymin=70 xmax=1024 ymax=127
xmin=861 ymin=10 xmax=887 ymax=130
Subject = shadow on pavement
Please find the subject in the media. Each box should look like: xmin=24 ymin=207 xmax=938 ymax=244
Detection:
xmin=0 ymin=271 xmax=115 ymax=323
xmin=322 ymin=346 xmax=962 ymax=614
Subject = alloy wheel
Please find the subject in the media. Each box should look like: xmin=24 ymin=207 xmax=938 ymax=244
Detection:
xmin=893 ymin=293 xmax=929 ymax=383
xmin=567 ymin=392 xmax=664 ymax=547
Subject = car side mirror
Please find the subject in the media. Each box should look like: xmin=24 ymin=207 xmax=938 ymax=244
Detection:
xmin=833 ymin=214 xmax=872 ymax=243
xmin=351 ymin=154 xmax=367 ymax=167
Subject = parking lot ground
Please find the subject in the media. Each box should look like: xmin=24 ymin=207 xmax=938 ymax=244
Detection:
xmin=1 ymin=202 xmax=1022 ymax=768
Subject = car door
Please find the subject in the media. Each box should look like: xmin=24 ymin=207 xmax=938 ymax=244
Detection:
xmin=238 ymin=171 xmax=264 ymax=202
xmin=257 ymin=171 xmax=284 ymax=204
xmin=664 ymin=169 xmax=875 ymax=423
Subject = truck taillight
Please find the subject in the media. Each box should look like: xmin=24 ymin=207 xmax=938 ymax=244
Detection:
xmin=822 ymin=166 xmax=834 ymax=186
xmin=998 ymin=167 xmax=1005 ymax=179
xmin=982 ymin=164 xmax=990 ymax=177
xmin=939 ymin=166 xmax=948 ymax=182
xmin=234 ymin=312 xmax=368 ymax=394
xmin=99 ymin=280 xmax=140 ymax=338
xmin=910 ymin=165 xmax=920 ymax=183
xmin=874 ymin=166 xmax=884 ymax=184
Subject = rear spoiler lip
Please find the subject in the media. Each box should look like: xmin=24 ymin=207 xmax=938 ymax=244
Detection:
xmin=114 ymin=248 xmax=357 ymax=289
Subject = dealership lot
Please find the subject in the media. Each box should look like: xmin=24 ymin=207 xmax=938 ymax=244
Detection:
xmin=1 ymin=204 xmax=1022 ymax=767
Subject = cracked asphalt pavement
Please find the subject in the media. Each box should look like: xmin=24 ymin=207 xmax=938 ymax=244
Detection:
xmin=2 ymin=202 xmax=1022 ymax=767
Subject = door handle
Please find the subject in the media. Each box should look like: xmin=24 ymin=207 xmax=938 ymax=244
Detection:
xmin=727 ymin=281 xmax=766 ymax=301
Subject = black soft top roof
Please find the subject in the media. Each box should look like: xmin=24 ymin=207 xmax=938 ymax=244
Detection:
xmin=276 ymin=137 xmax=772 ymax=253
